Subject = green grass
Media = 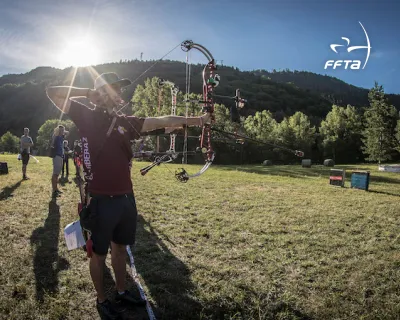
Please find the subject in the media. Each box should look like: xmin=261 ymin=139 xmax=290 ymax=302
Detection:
xmin=1 ymin=154 xmax=400 ymax=319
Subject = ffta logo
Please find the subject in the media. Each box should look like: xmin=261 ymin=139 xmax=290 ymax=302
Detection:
xmin=324 ymin=22 xmax=371 ymax=70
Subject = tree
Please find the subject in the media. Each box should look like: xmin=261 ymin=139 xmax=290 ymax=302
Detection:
xmin=244 ymin=110 xmax=277 ymax=142
xmin=0 ymin=131 xmax=19 ymax=153
xmin=36 ymin=119 xmax=78 ymax=155
xmin=319 ymin=105 xmax=363 ymax=163
xmin=395 ymin=120 xmax=400 ymax=153
xmin=362 ymin=83 xmax=398 ymax=163
xmin=131 ymin=77 xmax=187 ymax=117
xmin=275 ymin=111 xmax=316 ymax=161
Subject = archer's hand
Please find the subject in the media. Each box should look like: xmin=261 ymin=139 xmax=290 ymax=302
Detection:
xmin=87 ymin=89 xmax=101 ymax=105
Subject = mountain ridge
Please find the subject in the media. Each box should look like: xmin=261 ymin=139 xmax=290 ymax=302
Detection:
xmin=0 ymin=60 xmax=398 ymax=140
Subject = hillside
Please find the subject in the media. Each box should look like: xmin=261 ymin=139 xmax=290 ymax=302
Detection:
xmin=0 ymin=61 xmax=399 ymax=140
xmin=253 ymin=69 xmax=400 ymax=108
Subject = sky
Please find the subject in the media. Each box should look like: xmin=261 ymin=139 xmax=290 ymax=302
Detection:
xmin=0 ymin=0 xmax=399 ymax=93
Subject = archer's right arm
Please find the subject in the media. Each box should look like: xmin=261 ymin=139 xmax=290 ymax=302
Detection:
xmin=46 ymin=86 xmax=97 ymax=114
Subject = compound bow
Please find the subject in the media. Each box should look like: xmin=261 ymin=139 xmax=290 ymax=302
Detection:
xmin=130 ymin=40 xmax=303 ymax=181
xmin=137 ymin=40 xmax=220 ymax=182
xmin=174 ymin=40 xmax=219 ymax=182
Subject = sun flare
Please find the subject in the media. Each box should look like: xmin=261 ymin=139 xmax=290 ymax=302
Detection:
xmin=57 ymin=37 xmax=100 ymax=67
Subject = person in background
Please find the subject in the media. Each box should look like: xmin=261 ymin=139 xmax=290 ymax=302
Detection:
xmin=62 ymin=140 xmax=72 ymax=177
xmin=20 ymin=127 xmax=34 ymax=180
xmin=51 ymin=125 xmax=69 ymax=197
xmin=73 ymin=140 xmax=82 ymax=177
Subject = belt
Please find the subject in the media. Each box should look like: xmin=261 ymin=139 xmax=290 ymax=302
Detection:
xmin=90 ymin=193 xmax=131 ymax=199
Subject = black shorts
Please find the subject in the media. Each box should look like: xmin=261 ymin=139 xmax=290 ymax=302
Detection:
xmin=21 ymin=152 xmax=30 ymax=165
xmin=89 ymin=193 xmax=138 ymax=255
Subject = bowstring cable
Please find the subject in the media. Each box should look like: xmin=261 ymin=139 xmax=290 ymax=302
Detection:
xmin=117 ymin=42 xmax=182 ymax=114
xmin=182 ymin=50 xmax=191 ymax=164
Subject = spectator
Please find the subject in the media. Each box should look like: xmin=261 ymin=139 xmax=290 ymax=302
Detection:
xmin=62 ymin=140 xmax=72 ymax=177
xmin=73 ymin=140 xmax=82 ymax=177
xmin=20 ymin=127 xmax=34 ymax=180
xmin=51 ymin=125 xmax=69 ymax=197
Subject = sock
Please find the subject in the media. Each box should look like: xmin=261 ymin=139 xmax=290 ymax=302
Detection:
xmin=118 ymin=291 xmax=125 ymax=295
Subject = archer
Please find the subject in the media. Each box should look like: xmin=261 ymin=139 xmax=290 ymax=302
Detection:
xmin=46 ymin=72 xmax=210 ymax=319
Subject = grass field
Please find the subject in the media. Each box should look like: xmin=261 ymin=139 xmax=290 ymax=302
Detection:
xmin=1 ymin=154 xmax=400 ymax=320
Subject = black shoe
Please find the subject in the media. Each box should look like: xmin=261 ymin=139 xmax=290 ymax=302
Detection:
xmin=23 ymin=176 xmax=30 ymax=180
xmin=96 ymin=299 xmax=120 ymax=320
xmin=115 ymin=290 xmax=146 ymax=306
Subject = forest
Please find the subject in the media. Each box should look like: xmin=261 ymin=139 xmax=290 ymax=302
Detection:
xmin=0 ymin=60 xmax=399 ymax=165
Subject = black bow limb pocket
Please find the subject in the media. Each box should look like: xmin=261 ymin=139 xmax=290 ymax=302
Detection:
xmin=79 ymin=198 xmax=98 ymax=232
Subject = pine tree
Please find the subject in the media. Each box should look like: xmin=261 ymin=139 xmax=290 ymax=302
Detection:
xmin=362 ymin=83 xmax=398 ymax=164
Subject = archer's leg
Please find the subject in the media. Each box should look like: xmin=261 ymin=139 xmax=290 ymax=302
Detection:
xmin=62 ymin=158 xmax=65 ymax=177
xmin=22 ymin=153 xmax=29 ymax=179
xmin=52 ymin=156 xmax=63 ymax=196
xmin=111 ymin=242 xmax=127 ymax=293
xmin=91 ymin=250 xmax=120 ymax=319
xmin=112 ymin=194 xmax=145 ymax=305
xmin=51 ymin=174 xmax=58 ymax=192
xmin=89 ymin=196 xmax=119 ymax=299
xmin=90 ymin=252 xmax=107 ymax=302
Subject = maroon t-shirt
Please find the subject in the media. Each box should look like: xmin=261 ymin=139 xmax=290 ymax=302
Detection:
xmin=69 ymin=100 xmax=144 ymax=195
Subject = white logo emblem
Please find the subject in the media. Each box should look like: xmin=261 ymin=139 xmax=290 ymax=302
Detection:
xmin=324 ymin=22 xmax=371 ymax=70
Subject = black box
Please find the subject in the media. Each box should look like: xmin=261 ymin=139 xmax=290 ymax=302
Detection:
xmin=0 ymin=162 xmax=8 ymax=174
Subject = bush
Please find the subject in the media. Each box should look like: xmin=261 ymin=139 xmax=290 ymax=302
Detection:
xmin=0 ymin=131 xmax=19 ymax=153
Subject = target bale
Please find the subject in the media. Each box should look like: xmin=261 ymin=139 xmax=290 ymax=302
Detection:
xmin=262 ymin=160 xmax=273 ymax=166
xmin=329 ymin=169 xmax=345 ymax=187
xmin=324 ymin=159 xmax=335 ymax=167
xmin=351 ymin=171 xmax=370 ymax=191
xmin=301 ymin=159 xmax=312 ymax=168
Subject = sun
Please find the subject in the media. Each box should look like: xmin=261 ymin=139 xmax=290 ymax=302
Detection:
xmin=57 ymin=37 xmax=101 ymax=68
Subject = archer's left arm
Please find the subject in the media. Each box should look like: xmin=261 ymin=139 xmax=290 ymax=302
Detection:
xmin=141 ymin=114 xmax=210 ymax=133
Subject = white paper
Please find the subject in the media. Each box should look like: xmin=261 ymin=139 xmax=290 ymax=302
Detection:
xmin=64 ymin=220 xmax=86 ymax=250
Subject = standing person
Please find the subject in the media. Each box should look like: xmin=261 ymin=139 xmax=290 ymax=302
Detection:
xmin=51 ymin=125 xmax=69 ymax=197
xmin=46 ymin=72 xmax=210 ymax=319
xmin=62 ymin=140 xmax=71 ymax=177
xmin=20 ymin=127 xmax=34 ymax=180
xmin=73 ymin=140 xmax=82 ymax=177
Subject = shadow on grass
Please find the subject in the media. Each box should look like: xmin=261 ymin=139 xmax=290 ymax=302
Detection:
xmin=368 ymin=189 xmax=400 ymax=197
xmin=129 ymin=215 xmax=314 ymax=319
xmin=0 ymin=180 xmax=22 ymax=201
xmin=125 ymin=215 xmax=203 ymax=319
xmin=30 ymin=199 xmax=69 ymax=302
xmin=217 ymin=165 xmax=400 ymax=185
xmin=83 ymin=215 xmax=313 ymax=319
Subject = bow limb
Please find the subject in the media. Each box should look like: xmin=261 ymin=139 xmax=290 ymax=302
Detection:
xmin=176 ymin=40 xmax=218 ymax=182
